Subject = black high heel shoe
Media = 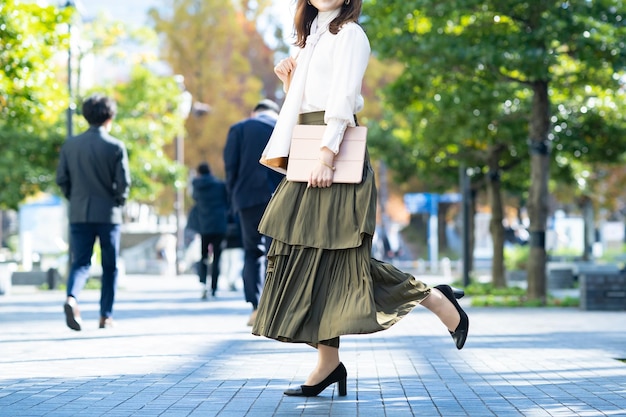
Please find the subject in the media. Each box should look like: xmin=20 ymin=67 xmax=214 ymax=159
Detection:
xmin=284 ymin=362 xmax=347 ymax=397
xmin=451 ymin=286 xmax=465 ymax=299
xmin=434 ymin=285 xmax=469 ymax=350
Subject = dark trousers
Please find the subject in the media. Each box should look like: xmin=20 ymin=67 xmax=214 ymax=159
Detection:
xmin=200 ymin=233 xmax=224 ymax=293
xmin=66 ymin=223 xmax=121 ymax=319
xmin=238 ymin=204 xmax=271 ymax=310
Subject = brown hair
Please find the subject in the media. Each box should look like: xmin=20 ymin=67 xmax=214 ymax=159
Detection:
xmin=293 ymin=0 xmax=363 ymax=48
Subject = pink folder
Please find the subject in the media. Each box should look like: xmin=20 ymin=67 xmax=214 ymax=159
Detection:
xmin=286 ymin=125 xmax=367 ymax=183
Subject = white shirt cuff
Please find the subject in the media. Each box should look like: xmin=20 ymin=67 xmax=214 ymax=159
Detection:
xmin=321 ymin=118 xmax=348 ymax=154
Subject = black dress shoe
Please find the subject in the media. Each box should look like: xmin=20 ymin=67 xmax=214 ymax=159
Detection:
xmin=451 ymin=286 xmax=465 ymax=299
xmin=64 ymin=299 xmax=82 ymax=331
xmin=284 ymin=362 xmax=347 ymax=397
xmin=434 ymin=285 xmax=469 ymax=350
xmin=99 ymin=317 xmax=115 ymax=329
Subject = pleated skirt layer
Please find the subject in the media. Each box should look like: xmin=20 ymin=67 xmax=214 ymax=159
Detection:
xmin=253 ymin=116 xmax=431 ymax=345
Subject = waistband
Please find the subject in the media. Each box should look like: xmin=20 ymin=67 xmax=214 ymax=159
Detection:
xmin=298 ymin=111 xmax=358 ymax=126
xmin=298 ymin=111 xmax=326 ymax=125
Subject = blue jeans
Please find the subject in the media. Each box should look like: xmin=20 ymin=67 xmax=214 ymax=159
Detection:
xmin=66 ymin=223 xmax=121 ymax=319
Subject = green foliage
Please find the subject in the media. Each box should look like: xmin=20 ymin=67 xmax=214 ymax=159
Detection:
xmin=463 ymin=281 xmax=526 ymax=296
xmin=599 ymin=244 xmax=626 ymax=266
xmin=85 ymin=66 xmax=186 ymax=206
xmin=470 ymin=294 xmax=579 ymax=307
xmin=0 ymin=3 xmax=185 ymax=211
xmin=458 ymin=279 xmax=579 ymax=307
xmin=364 ymin=0 xmax=626 ymax=299
xmin=84 ymin=278 xmax=102 ymax=290
xmin=0 ymin=0 xmax=70 ymax=126
xmin=48 ymin=277 xmax=101 ymax=291
xmin=363 ymin=0 xmax=626 ymax=199
xmin=0 ymin=0 xmax=70 ymax=209
xmin=504 ymin=245 xmax=530 ymax=270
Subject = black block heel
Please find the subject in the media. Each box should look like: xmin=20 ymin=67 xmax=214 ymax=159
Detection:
xmin=338 ymin=376 xmax=347 ymax=396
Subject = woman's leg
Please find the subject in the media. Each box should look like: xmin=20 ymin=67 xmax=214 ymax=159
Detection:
xmin=210 ymin=234 xmax=224 ymax=295
xmin=421 ymin=287 xmax=461 ymax=331
xmin=199 ymin=234 xmax=209 ymax=285
xmin=422 ymin=285 xmax=469 ymax=350
xmin=305 ymin=343 xmax=341 ymax=385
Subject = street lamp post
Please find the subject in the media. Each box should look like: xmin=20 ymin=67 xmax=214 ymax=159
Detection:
xmin=62 ymin=0 xmax=85 ymax=277
xmin=174 ymin=76 xmax=193 ymax=275
xmin=460 ymin=165 xmax=472 ymax=287
xmin=173 ymin=76 xmax=211 ymax=275
xmin=63 ymin=0 xmax=85 ymax=139
xmin=64 ymin=0 xmax=75 ymax=139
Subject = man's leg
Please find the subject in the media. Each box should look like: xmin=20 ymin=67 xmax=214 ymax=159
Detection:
xmin=64 ymin=223 xmax=97 ymax=331
xmin=238 ymin=205 xmax=267 ymax=311
xmin=97 ymin=223 xmax=120 ymax=323
xmin=67 ymin=223 xmax=97 ymax=300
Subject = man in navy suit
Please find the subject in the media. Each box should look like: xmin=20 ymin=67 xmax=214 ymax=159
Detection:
xmin=224 ymin=99 xmax=283 ymax=326
xmin=56 ymin=94 xmax=131 ymax=331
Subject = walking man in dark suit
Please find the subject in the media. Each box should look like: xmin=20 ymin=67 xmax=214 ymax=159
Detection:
xmin=56 ymin=94 xmax=131 ymax=331
xmin=224 ymin=99 xmax=283 ymax=326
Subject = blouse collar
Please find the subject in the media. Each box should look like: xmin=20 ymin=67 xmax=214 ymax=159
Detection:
xmin=316 ymin=8 xmax=341 ymax=31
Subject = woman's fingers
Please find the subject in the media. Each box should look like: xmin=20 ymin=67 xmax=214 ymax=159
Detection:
xmin=308 ymin=167 xmax=334 ymax=188
xmin=274 ymin=57 xmax=296 ymax=76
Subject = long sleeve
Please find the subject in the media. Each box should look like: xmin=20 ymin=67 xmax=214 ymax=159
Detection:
xmin=113 ymin=145 xmax=131 ymax=205
xmin=56 ymin=148 xmax=71 ymax=199
xmin=319 ymin=119 xmax=348 ymax=154
xmin=301 ymin=22 xmax=371 ymax=154
xmin=324 ymin=23 xmax=370 ymax=125
xmin=224 ymin=124 xmax=241 ymax=197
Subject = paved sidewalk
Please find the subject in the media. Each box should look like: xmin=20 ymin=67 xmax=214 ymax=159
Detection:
xmin=0 ymin=274 xmax=625 ymax=417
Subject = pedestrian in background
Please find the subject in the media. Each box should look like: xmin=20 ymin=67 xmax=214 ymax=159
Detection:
xmin=56 ymin=94 xmax=131 ymax=331
xmin=224 ymin=99 xmax=284 ymax=326
xmin=219 ymin=210 xmax=244 ymax=291
xmin=253 ymin=0 xmax=469 ymax=397
xmin=187 ymin=162 xmax=228 ymax=300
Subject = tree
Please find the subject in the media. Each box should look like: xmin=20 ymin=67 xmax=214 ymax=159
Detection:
xmin=150 ymin=0 xmax=284 ymax=177
xmin=363 ymin=7 xmax=532 ymax=287
xmin=0 ymin=0 xmax=70 ymax=210
xmin=77 ymin=66 xmax=187 ymax=212
xmin=364 ymin=0 xmax=626 ymax=301
xmin=0 ymin=1 xmax=188 ymax=214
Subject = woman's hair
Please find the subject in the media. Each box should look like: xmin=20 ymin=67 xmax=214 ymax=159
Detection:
xmin=293 ymin=0 xmax=362 ymax=48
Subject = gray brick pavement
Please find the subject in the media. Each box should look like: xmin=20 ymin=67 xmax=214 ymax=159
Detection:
xmin=0 ymin=274 xmax=625 ymax=416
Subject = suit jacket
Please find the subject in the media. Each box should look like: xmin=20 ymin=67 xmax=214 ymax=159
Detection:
xmin=187 ymin=174 xmax=228 ymax=235
xmin=56 ymin=125 xmax=131 ymax=224
xmin=223 ymin=113 xmax=284 ymax=212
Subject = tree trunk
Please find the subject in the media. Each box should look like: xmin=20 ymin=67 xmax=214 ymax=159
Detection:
xmin=487 ymin=149 xmax=506 ymax=288
xmin=581 ymin=196 xmax=594 ymax=261
xmin=468 ymin=189 xmax=477 ymax=273
xmin=526 ymin=81 xmax=551 ymax=303
xmin=438 ymin=203 xmax=450 ymax=252
xmin=0 ymin=210 xmax=3 ymax=250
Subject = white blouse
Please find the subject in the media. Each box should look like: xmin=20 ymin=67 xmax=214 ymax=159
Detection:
xmin=299 ymin=17 xmax=371 ymax=154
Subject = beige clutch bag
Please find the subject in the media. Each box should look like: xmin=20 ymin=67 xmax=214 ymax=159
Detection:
xmin=286 ymin=125 xmax=367 ymax=183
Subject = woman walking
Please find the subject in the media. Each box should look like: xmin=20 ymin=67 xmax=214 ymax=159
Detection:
xmin=253 ymin=0 xmax=469 ymax=397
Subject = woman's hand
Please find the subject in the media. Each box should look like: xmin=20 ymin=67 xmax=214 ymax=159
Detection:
xmin=274 ymin=57 xmax=297 ymax=91
xmin=308 ymin=147 xmax=335 ymax=189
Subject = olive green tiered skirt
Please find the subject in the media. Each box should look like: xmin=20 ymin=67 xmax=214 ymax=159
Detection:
xmin=252 ymin=114 xmax=431 ymax=346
